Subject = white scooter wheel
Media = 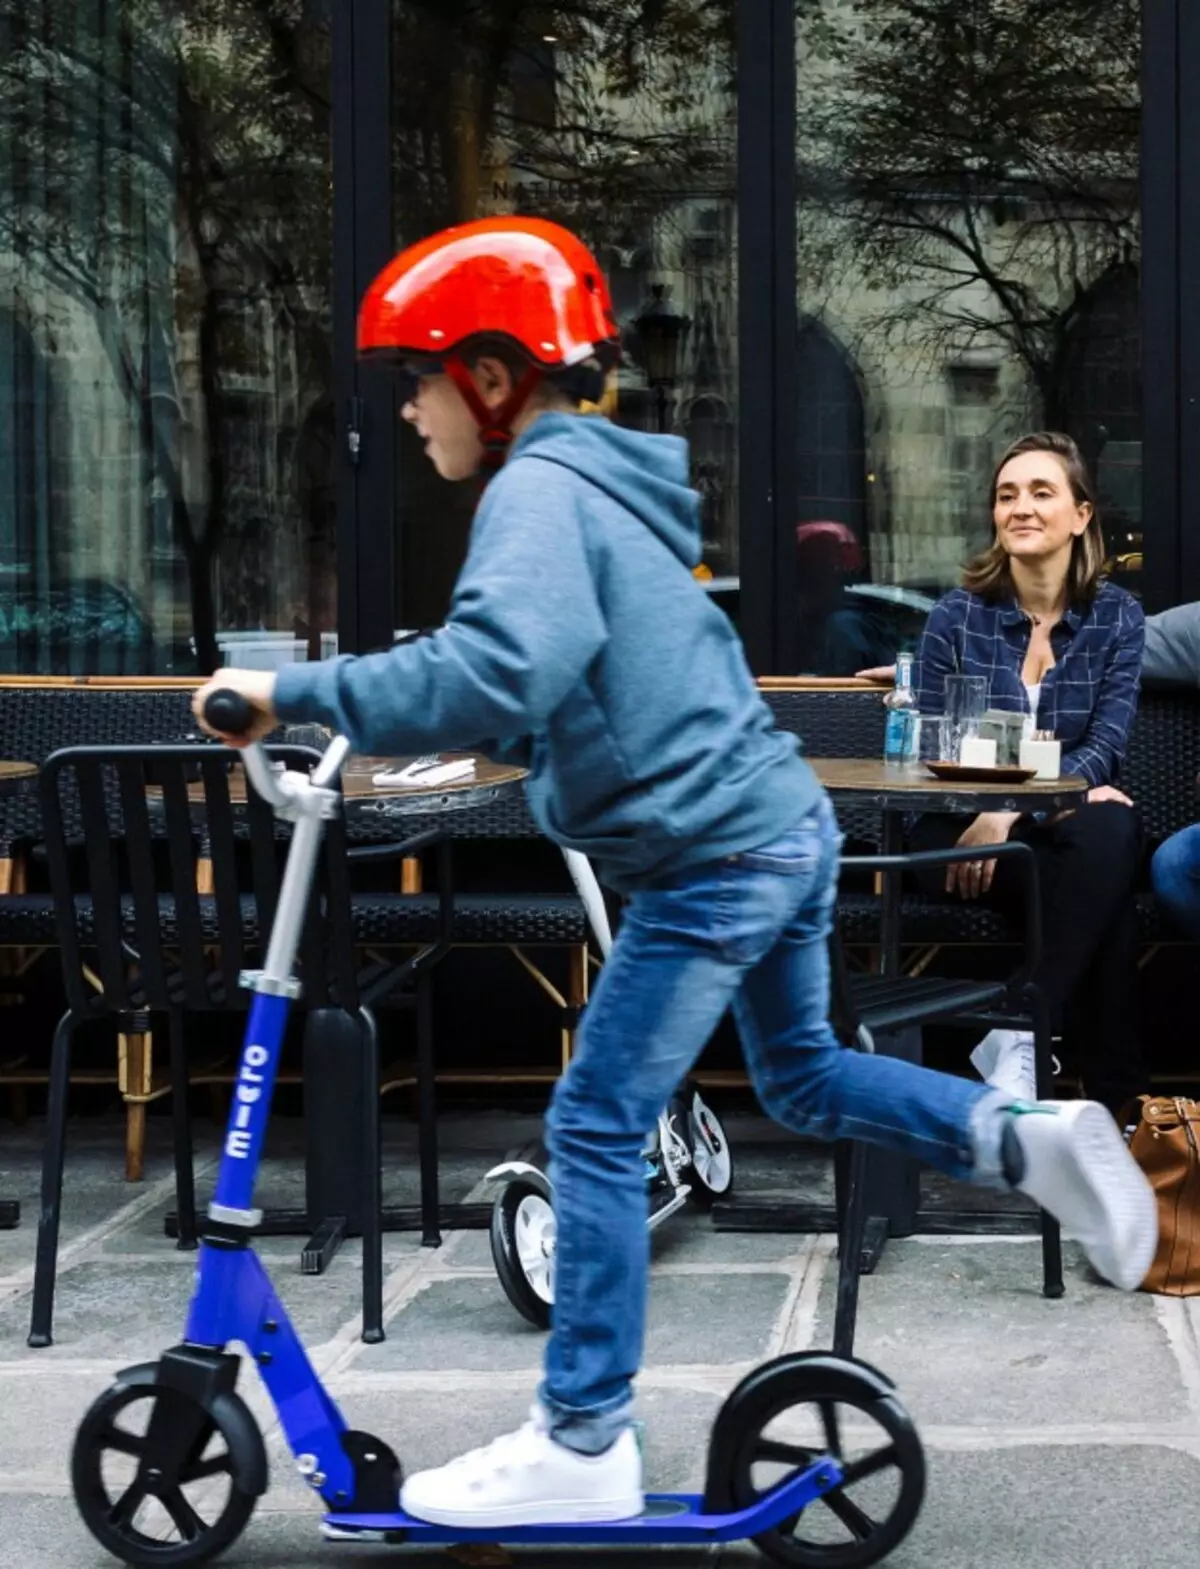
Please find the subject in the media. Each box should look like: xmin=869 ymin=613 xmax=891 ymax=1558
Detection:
xmin=490 ymin=1178 xmax=555 ymax=1330
xmin=682 ymin=1084 xmax=734 ymax=1208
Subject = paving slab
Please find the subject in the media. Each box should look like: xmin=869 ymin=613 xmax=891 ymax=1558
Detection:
xmin=0 ymin=1256 xmax=368 ymax=1360
xmin=812 ymin=1239 xmax=1184 ymax=1430
xmin=358 ymin=1271 xmax=793 ymax=1374
xmin=443 ymin=1216 xmax=813 ymax=1274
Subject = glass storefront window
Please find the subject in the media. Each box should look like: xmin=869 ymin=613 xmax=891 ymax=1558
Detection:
xmin=0 ymin=2 xmax=334 ymax=675
xmin=389 ymin=1 xmax=738 ymax=632
xmin=794 ymin=0 xmax=1141 ymax=674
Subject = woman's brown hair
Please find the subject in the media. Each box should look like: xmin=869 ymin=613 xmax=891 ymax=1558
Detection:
xmin=961 ymin=431 xmax=1106 ymax=605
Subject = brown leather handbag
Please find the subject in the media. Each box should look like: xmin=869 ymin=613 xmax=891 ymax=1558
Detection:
xmin=1128 ymin=1096 xmax=1200 ymax=1295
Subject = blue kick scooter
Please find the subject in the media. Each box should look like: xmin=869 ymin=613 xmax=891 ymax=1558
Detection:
xmin=69 ymin=692 xmax=926 ymax=1568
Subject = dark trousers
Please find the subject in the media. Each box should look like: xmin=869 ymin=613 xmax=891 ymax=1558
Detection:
xmin=909 ymin=801 xmax=1145 ymax=1118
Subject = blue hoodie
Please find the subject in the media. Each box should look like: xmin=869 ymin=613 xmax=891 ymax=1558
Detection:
xmin=274 ymin=413 xmax=819 ymax=890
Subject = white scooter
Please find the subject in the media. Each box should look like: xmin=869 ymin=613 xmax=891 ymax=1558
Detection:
xmin=486 ymin=851 xmax=734 ymax=1329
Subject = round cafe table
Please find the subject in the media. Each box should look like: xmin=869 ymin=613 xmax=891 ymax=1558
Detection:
xmin=340 ymin=753 xmax=529 ymax=818
xmin=808 ymin=757 xmax=1089 ymax=976
xmin=179 ymin=750 xmax=528 ymax=820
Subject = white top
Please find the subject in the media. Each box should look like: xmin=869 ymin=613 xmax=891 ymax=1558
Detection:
xmin=1024 ymin=682 xmax=1042 ymax=735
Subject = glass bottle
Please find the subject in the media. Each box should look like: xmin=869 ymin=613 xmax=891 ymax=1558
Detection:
xmin=883 ymin=652 xmax=919 ymax=766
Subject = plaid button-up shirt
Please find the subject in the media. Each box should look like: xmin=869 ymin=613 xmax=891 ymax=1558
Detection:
xmin=914 ymin=580 xmax=1145 ymax=788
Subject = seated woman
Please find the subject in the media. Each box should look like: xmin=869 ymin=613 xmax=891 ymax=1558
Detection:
xmin=911 ymin=431 xmax=1146 ymax=1121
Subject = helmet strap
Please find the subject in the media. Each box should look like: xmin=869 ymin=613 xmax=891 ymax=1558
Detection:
xmin=444 ymin=354 xmax=543 ymax=474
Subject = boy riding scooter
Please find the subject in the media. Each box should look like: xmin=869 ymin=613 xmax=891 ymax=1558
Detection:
xmin=197 ymin=217 xmax=1156 ymax=1530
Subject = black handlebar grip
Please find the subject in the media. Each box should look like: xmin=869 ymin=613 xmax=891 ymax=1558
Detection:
xmin=203 ymin=689 xmax=255 ymax=736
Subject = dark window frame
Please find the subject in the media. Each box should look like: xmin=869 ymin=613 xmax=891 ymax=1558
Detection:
xmin=338 ymin=0 xmax=1187 ymax=665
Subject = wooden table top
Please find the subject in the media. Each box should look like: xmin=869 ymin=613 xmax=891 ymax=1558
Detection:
xmin=167 ymin=752 xmax=528 ymax=815
xmin=341 ymin=755 xmax=528 ymax=801
xmin=808 ymin=756 xmax=1089 ymax=813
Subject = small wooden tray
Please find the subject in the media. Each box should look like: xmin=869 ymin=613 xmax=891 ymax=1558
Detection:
xmin=925 ymin=762 xmax=1039 ymax=784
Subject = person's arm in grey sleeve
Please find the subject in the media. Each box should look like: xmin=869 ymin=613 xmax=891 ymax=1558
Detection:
xmin=272 ymin=464 xmax=607 ymax=755
xmin=1142 ymin=603 xmax=1200 ymax=687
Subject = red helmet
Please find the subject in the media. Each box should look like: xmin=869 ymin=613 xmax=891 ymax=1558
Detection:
xmin=359 ymin=216 xmax=620 ymax=368
xmin=359 ymin=218 xmax=620 ymax=468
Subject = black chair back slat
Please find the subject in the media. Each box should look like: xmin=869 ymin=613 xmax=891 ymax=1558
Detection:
xmin=246 ymin=783 xmax=282 ymax=954
xmin=199 ymin=757 xmax=246 ymax=1000
xmin=116 ymin=759 xmax=169 ymax=1008
xmin=40 ymin=740 xmax=363 ymax=1023
xmin=38 ymin=754 xmax=91 ymax=1014
xmin=77 ymin=761 xmax=130 ymax=1007
xmin=158 ymin=768 xmax=210 ymax=1009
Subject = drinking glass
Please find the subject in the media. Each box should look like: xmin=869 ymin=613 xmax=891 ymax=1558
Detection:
xmin=917 ymin=714 xmax=952 ymax=766
xmin=943 ymin=675 xmax=988 ymax=763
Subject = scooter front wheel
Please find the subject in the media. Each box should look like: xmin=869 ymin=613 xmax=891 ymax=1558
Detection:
xmin=706 ymin=1353 xmax=925 ymax=1568
xmin=72 ymin=1367 xmax=265 ymax=1567
xmin=490 ymin=1178 xmax=555 ymax=1329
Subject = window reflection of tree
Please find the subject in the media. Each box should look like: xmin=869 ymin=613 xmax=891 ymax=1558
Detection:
xmin=1061 ymin=261 xmax=1141 ymax=592
xmin=390 ymin=1 xmax=739 ymax=607
xmin=799 ymin=0 xmax=1140 ymax=430
xmin=0 ymin=2 xmax=335 ymax=673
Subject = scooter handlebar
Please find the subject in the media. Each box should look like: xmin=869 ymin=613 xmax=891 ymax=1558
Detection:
xmin=199 ymin=686 xmax=291 ymax=808
xmin=203 ymin=688 xmax=256 ymax=737
xmin=203 ymin=686 xmax=351 ymax=804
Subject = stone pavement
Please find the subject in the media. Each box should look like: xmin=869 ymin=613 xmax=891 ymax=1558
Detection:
xmin=2 ymin=1109 xmax=1200 ymax=1568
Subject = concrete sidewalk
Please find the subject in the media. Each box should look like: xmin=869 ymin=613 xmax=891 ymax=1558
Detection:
xmin=2 ymin=1111 xmax=1198 ymax=1568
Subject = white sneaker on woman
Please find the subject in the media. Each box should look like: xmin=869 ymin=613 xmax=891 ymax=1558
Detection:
xmin=399 ymin=1405 xmax=644 ymax=1529
xmin=1008 ymin=1101 xmax=1157 ymax=1291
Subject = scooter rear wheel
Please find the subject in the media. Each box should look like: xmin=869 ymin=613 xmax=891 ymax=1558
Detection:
xmin=490 ymin=1178 xmax=555 ymax=1329
xmin=710 ymin=1355 xmax=925 ymax=1568
xmin=72 ymin=1370 xmax=265 ymax=1567
xmin=680 ymin=1084 xmax=734 ymax=1207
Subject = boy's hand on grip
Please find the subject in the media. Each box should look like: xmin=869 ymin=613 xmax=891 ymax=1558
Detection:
xmin=194 ymin=670 xmax=279 ymax=746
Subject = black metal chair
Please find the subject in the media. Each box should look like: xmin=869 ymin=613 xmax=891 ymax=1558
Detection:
xmin=716 ymin=838 xmax=1061 ymax=1356
xmin=27 ymin=742 xmax=450 ymax=1349
xmin=0 ymin=686 xmax=197 ymax=1174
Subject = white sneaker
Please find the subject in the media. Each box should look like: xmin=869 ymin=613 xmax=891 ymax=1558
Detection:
xmin=970 ymin=1029 xmax=1038 ymax=1100
xmin=1009 ymin=1101 xmax=1158 ymax=1291
xmin=399 ymin=1405 xmax=644 ymax=1529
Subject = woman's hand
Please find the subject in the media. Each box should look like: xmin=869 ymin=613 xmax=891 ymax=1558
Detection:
xmin=856 ymin=665 xmax=896 ymax=683
xmin=1087 ymin=784 xmax=1133 ymax=807
xmin=193 ymin=669 xmax=279 ymax=746
xmin=947 ymin=811 xmax=1022 ymax=900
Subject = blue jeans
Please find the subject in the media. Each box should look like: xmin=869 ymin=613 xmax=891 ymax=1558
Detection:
xmin=1151 ymin=823 xmax=1200 ymax=939
xmin=539 ymin=792 xmax=1009 ymax=1454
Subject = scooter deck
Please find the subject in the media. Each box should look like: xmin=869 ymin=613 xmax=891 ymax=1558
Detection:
xmin=321 ymin=1461 xmax=843 ymax=1546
